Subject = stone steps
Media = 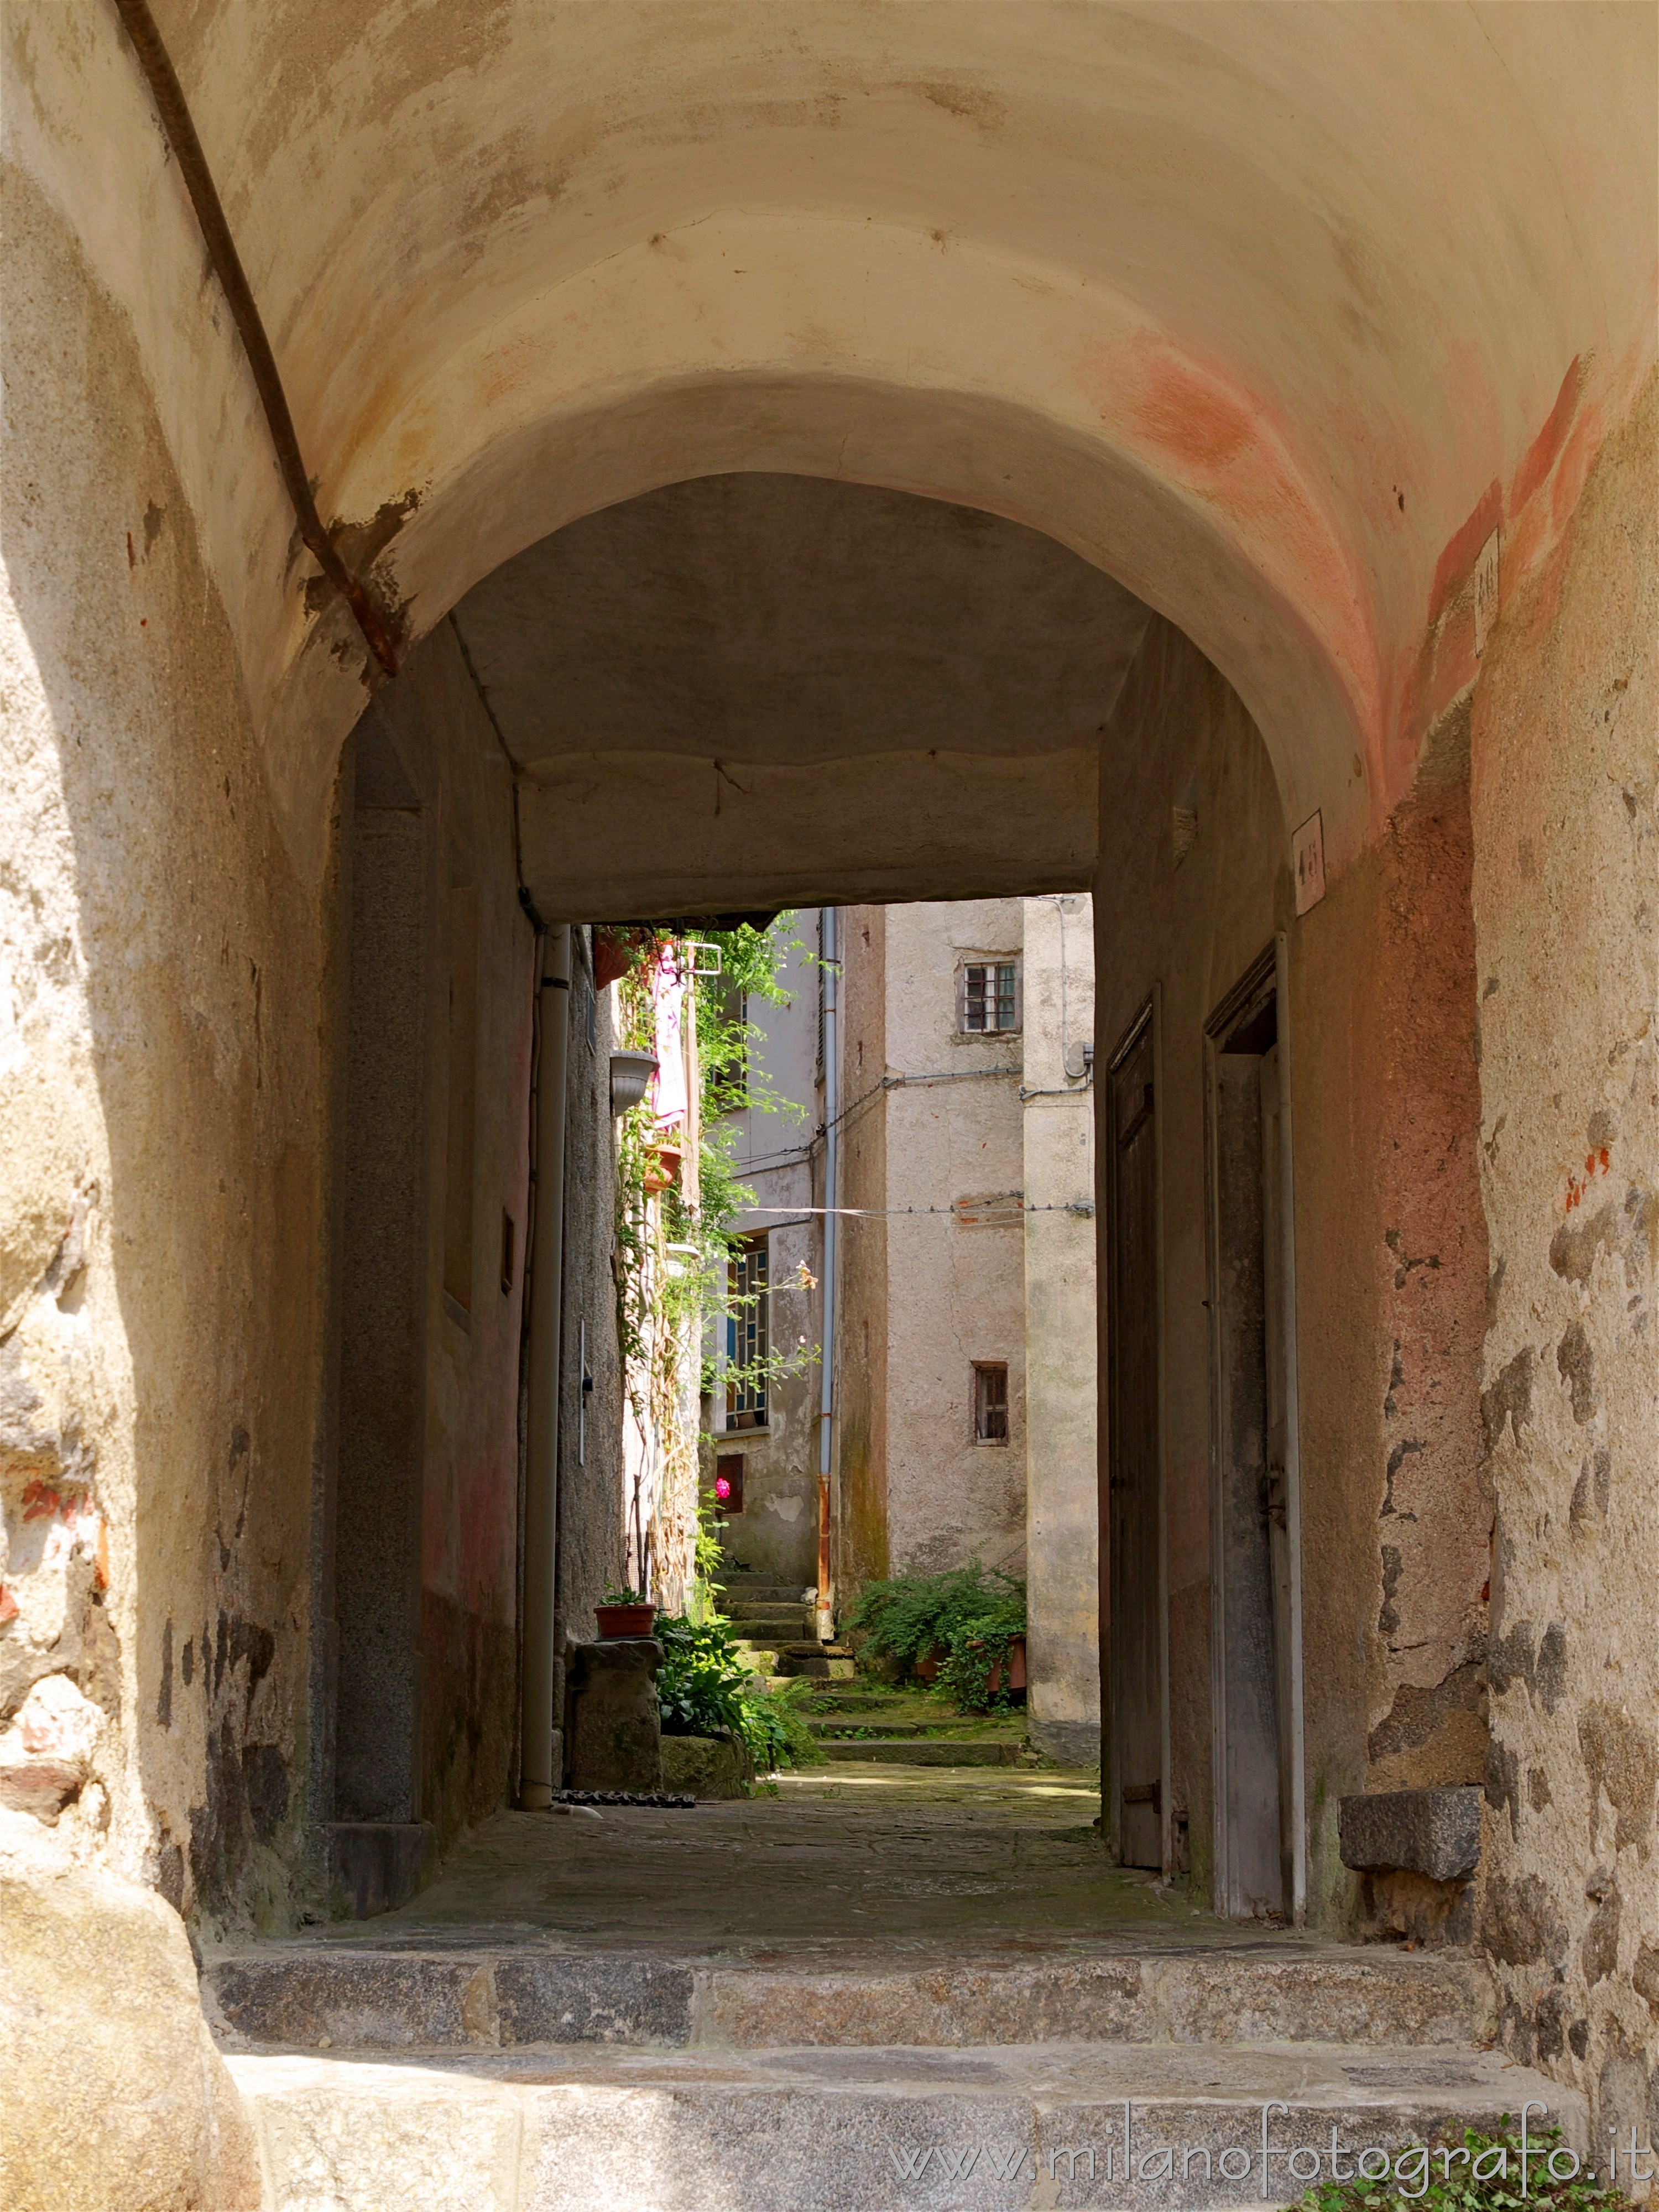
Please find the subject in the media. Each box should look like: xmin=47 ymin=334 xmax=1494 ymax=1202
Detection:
xmin=224 ymin=2040 xmax=1581 ymax=2210
xmin=205 ymin=1943 xmax=1493 ymax=2053
xmin=208 ymin=1940 xmax=1557 ymax=2210
xmin=818 ymin=1736 xmax=1025 ymax=1764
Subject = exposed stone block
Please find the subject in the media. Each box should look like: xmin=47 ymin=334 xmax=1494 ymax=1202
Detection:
xmin=0 ymin=1860 xmax=259 ymax=2211
xmin=325 ymin=1820 xmax=439 ymax=1919
xmin=660 ymin=1733 xmax=749 ymax=1798
xmin=1338 ymin=1787 xmax=1481 ymax=1881
xmin=565 ymin=1639 xmax=663 ymax=1792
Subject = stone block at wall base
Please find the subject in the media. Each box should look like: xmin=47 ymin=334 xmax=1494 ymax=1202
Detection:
xmin=1339 ymin=1787 xmax=1481 ymax=1950
xmin=1339 ymin=1786 xmax=1481 ymax=1881
xmin=566 ymin=1639 xmax=663 ymax=1792
xmin=0 ymin=1857 xmax=261 ymax=2212
xmin=325 ymin=1822 xmax=439 ymax=1919
xmin=661 ymin=1734 xmax=750 ymax=1798
xmin=1028 ymin=1719 xmax=1102 ymax=1768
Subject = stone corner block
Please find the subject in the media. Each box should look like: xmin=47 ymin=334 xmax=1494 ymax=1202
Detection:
xmin=325 ymin=1819 xmax=440 ymax=1919
xmin=1338 ymin=1785 xmax=1481 ymax=1881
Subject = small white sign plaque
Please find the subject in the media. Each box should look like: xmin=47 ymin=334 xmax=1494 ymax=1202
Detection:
xmin=1293 ymin=810 xmax=1326 ymax=916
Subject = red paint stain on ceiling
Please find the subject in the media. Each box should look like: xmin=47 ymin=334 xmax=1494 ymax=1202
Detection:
xmin=1509 ymin=357 xmax=1583 ymax=518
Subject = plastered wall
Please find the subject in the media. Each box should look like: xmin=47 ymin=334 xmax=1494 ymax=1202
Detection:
xmin=1094 ymin=614 xmax=1490 ymax=1926
xmin=340 ymin=627 xmax=538 ymax=1854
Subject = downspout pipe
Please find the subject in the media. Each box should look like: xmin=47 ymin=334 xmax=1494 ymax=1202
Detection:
xmin=816 ymin=909 xmax=838 ymax=1640
xmin=520 ymin=925 xmax=571 ymax=1807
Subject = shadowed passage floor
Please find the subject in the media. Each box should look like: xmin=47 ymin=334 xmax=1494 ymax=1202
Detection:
xmin=302 ymin=1766 xmax=1280 ymax=1960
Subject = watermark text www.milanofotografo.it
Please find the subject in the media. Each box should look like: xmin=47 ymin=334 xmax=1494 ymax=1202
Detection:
xmin=884 ymin=2101 xmax=1658 ymax=2195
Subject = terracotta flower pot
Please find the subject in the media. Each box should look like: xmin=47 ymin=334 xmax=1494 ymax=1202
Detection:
xmin=595 ymin=1602 xmax=656 ymax=1639
xmin=985 ymin=1637 xmax=1027 ymax=1698
xmin=915 ymin=1650 xmax=943 ymax=1683
xmin=641 ymin=1144 xmax=681 ymax=1194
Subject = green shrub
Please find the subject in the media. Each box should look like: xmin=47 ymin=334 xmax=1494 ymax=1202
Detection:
xmin=846 ymin=1563 xmax=1026 ymax=1712
xmin=656 ymin=1614 xmax=750 ymax=1740
xmin=737 ymin=1677 xmax=825 ymax=1771
xmin=1290 ymin=2120 xmax=1631 ymax=2212
xmin=654 ymin=1614 xmax=823 ymax=1771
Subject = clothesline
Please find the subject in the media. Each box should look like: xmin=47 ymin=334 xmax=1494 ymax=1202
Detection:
xmin=736 ymin=1201 xmax=1094 ymax=1219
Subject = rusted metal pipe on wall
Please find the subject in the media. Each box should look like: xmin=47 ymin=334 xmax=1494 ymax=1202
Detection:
xmin=520 ymin=926 xmax=571 ymax=1807
xmin=816 ymin=907 xmax=838 ymax=1640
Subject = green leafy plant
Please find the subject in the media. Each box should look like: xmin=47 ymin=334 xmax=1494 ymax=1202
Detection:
xmin=846 ymin=1562 xmax=1026 ymax=1709
xmin=1289 ymin=2120 xmax=1632 ymax=2212
xmin=602 ymin=1583 xmax=649 ymax=1606
xmin=655 ymin=1613 xmax=824 ymax=1770
xmin=738 ymin=1676 xmax=824 ymax=1772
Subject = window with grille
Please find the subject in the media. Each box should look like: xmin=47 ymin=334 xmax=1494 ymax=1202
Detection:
xmin=973 ymin=1361 xmax=1010 ymax=1443
xmin=961 ymin=961 xmax=1019 ymax=1034
xmin=726 ymin=1237 xmax=770 ymax=1430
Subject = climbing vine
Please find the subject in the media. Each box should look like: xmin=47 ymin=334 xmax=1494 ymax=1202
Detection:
xmin=606 ymin=921 xmax=817 ymax=1602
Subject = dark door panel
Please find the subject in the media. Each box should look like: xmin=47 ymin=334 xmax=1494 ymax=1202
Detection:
xmin=1107 ymin=1014 xmax=1162 ymax=1871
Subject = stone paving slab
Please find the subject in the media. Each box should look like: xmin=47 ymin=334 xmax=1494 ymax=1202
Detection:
xmin=228 ymin=2042 xmax=1585 ymax=2212
xmin=206 ymin=1944 xmax=1493 ymax=2054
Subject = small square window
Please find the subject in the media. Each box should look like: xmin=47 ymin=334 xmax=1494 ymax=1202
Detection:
xmin=961 ymin=961 xmax=1019 ymax=1034
xmin=973 ymin=1361 xmax=1009 ymax=1443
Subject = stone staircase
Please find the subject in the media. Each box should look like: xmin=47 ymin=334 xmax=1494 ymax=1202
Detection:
xmin=210 ymin=1939 xmax=1582 ymax=2210
xmin=802 ymin=1679 xmax=1030 ymax=1766
xmin=718 ymin=1574 xmax=855 ymax=1681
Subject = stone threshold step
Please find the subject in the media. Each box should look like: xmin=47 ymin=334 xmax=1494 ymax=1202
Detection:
xmin=818 ymin=1738 xmax=1024 ymax=1764
xmin=808 ymin=1719 xmax=1019 ymax=1739
xmin=205 ymin=1945 xmax=1494 ymax=2056
xmin=226 ymin=2042 xmax=1582 ymax=2212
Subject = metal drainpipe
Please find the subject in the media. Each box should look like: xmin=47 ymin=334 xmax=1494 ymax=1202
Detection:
xmin=519 ymin=925 xmax=571 ymax=1808
xmin=816 ymin=909 xmax=838 ymax=1641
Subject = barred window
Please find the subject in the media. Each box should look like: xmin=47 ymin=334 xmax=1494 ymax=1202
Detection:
xmin=726 ymin=1237 xmax=770 ymax=1430
xmin=962 ymin=961 xmax=1019 ymax=1034
xmin=973 ymin=1361 xmax=1010 ymax=1443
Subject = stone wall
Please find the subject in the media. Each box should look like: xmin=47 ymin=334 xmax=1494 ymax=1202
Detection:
xmin=1470 ymin=370 xmax=1658 ymax=2147
xmin=2 ymin=156 xmax=329 ymax=1937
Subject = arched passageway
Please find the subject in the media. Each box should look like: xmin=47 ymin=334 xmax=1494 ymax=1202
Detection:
xmin=2 ymin=7 xmax=1652 ymax=2204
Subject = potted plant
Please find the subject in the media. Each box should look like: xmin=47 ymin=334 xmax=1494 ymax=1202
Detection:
xmin=987 ymin=1635 xmax=1027 ymax=1699
xmin=595 ymin=1584 xmax=657 ymax=1638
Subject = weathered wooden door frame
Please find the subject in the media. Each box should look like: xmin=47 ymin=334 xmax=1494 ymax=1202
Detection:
xmin=1100 ymin=992 xmax=1172 ymax=1874
xmin=1201 ymin=940 xmax=1307 ymax=1923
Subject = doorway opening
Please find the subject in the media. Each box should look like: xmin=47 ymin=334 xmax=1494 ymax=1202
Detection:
xmin=1204 ymin=948 xmax=1302 ymax=1921
xmin=1103 ymin=1005 xmax=1164 ymax=1872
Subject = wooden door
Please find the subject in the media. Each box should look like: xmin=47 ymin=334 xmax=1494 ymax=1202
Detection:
xmin=1107 ymin=1016 xmax=1163 ymax=1870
